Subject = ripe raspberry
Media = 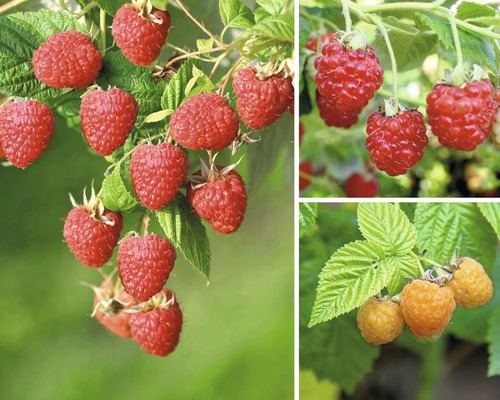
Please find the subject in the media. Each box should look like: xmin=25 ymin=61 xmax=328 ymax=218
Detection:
xmin=344 ymin=173 xmax=379 ymax=197
xmin=447 ymin=257 xmax=493 ymax=308
xmin=32 ymin=31 xmax=101 ymax=89
xmin=112 ymin=4 xmax=171 ymax=66
xmin=490 ymin=91 xmax=500 ymax=149
xmin=187 ymin=166 xmax=247 ymax=234
xmin=130 ymin=142 xmax=189 ymax=210
xmin=426 ymin=80 xmax=497 ymax=151
xmin=93 ymin=278 xmax=138 ymax=338
xmin=400 ymin=279 xmax=456 ymax=338
xmin=314 ymin=41 xmax=383 ymax=111
xmin=63 ymin=202 xmax=123 ymax=268
xmin=357 ymin=297 xmax=404 ymax=345
xmin=117 ymin=234 xmax=176 ymax=302
xmin=232 ymin=68 xmax=293 ymax=130
xmin=366 ymin=108 xmax=428 ymax=176
xmin=299 ymin=161 xmax=313 ymax=191
xmin=305 ymin=32 xmax=338 ymax=52
xmin=170 ymin=93 xmax=239 ymax=151
xmin=129 ymin=289 xmax=182 ymax=357
xmin=316 ymin=90 xmax=361 ymax=128
xmin=80 ymin=88 xmax=139 ymax=156
xmin=0 ymin=100 xmax=55 ymax=168
xmin=289 ymin=98 xmax=295 ymax=115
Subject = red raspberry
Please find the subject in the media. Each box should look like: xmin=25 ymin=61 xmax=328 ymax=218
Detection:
xmin=0 ymin=100 xmax=55 ymax=168
xmin=32 ymin=31 xmax=101 ymax=89
xmin=314 ymin=41 xmax=383 ymax=111
xmin=63 ymin=203 xmax=123 ymax=268
xmin=299 ymin=161 xmax=313 ymax=191
xmin=316 ymin=90 xmax=361 ymax=128
xmin=400 ymin=279 xmax=456 ymax=338
xmin=170 ymin=93 xmax=239 ymax=151
xmin=299 ymin=121 xmax=305 ymax=145
xmin=187 ymin=167 xmax=247 ymax=234
xmin=426 ymin=80 xmax=497 ymax=151
xmin=117 ymin=234 xmax=176 ymax=302
xmin=289 ymin=98 xmax=295 ymax=115
xmin=232 ymin=68 xmax=293 ymax=130
xmin=344 ymin=173 xmax=379 ymax=197
xmin=130 ymin=142 xmax=189 ymax=210
xmin=489 ymin=90 xmax=500 ymax=148
xmin=93 ymin=278 xmax=138 ymax=338
xmin=80 ymin=88 xmax=138 ymax=156
xmin=112 ymin=4 xmax=171 ymax=66
xmin=306 ymin=32 xmax=339 ymax=52
xmin=0 ymin=144 xmax=5 ymax=159
xmin=357 ymin=297 xmax=405 ymax=345
xmin=366 ymin=109 xmax=428 ymax=176
xmin=129 ymin=289 xmax=182 ymax=357
xmin=447 ymin=257 xmax=493 ymax=308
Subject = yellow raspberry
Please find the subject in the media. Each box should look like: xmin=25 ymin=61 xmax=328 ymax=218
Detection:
xmin=447 ymin=257 xmax=493 ymax=308
xmin=400 ymin=279 xmax=455 ymax=338
xmin=357 ymin=297 xmax=405 ymax=345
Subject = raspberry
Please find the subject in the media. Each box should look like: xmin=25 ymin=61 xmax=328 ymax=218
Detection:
xmin=490 ymin=91 xmax=500 ymax=149
xmin=426 ymin=80 xmax=497 ymax=151
xmin=93 ymin=278 xmax=138 ymax=338
xmin=299 ymin=161 xmax=313 ymax=191
xmin=366 ymin=108 xmax=428 ymax=176
xmin=80 ymin=88 xmax=138 ymax=156
xmin=32 ymin=31 xmax=101 ymax=89
xmin=187 ymin=166 xmax=247 ymax=234
xmin=170 ymin=93 xmax=239 ymax=151
xmin=129 ymin=289 xmax=182 ymax=357
xmin=0 ymin=100 xmax=55 ymax=168
xmin=232 ymin=68 xmax=293 ymax=129
xmin=305 ymin=32 xmax=339 ymax=52
xmin=316 ymin=90 xmax=361 ymax=128
xmin=112 ymin=4 xmax=171 ymax=66
xmin=357 ymin=297 xmax=404 ymax=345
xmin=447 ymin=257 xmax=493 ymax=308
xmin=130 ymin=142 xmax=189 ymax=210
xmin=400 ymin=279 xmax=456 ymax=338
xmin=63 ymin=201 xmax=123 ymax=268
xmin=314 ymin=41 xmax=383 ymax=111
xmin=0 ymin=145 xmax=4 ymax=159
xmin=344 ymin=173 xmax=379 ymax=197
xmin=117 ymin=233 xmax=176 ymax=302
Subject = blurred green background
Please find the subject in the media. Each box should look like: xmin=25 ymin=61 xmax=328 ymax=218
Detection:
xmin=0 ymin=1 xmax=294 ymax=399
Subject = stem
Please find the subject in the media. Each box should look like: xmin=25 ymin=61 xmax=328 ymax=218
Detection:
xmin=220 ymin=57 xmax=244 ymax=95
xmin=444 ymin=8 xmax=463 ymax=66
xmin=163 ymin=45 xmax=228 ymax=69
xmin=418 ymin=256 xmax=444 ymax=270
xmin=359 ymin=1 xmax=446 ymax=13
xmin=207 ymin=150 xmax=213 ymax=169
xmin=137 ymin=213 xmax=151 ymax=237
xmin=377 ymin=89 xmax=427 ymax=107
xmin=99 ymin=8 xmax=106 ymax=53
xmin=174 ymin=0 xmax=223 ymax=46
xmin=74 ymin=2 xmax=97 ymax=20
xmin=299 ymin=10 xmax=340 ymax=32
xmin=370 ymin=15 xmax=398 ymax=106
xmin=417 ymin=340 xmax=445 ymax=400
xmin=340 ymin=0 xmax=352 ymax=33
xmin=0 ymin=0 xmax=29 ymax=14
xmin=410 ymin=251 xmax=425 ymax=276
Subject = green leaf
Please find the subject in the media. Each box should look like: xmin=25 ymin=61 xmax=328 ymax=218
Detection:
xmin=386 ymin=254 xmax=421 ymax=296
xmin=185 ymin=65 xmax=216 ymax=95
xmin=373 ymin=17 xmax=436 ymax=71
xmin=357 ymin=203 xmax=417 ymax=255
xmin=143 ymin=109 xmax=174 ymax=123
xmin=100 ymin=166 xmax=140 ymax=213
xmin=93 ymin=0 xmax=128 ymax=15
xmin=414 ymin=203 xmax=498 ymax=270
xmin=219 ymin=0 xmax=255 ymax=29
xmin=299 ymin=14 xmax=311 ymax=51
xmin=478 ymin=203 xmax=500 ymax=241
xmin=417 ymin=12 xmax=497 ymax=73
xmin=488 ymin=308 xmax=500 ymax=376
xmin=196 ymin=38 xmax=215 ymax=52
xmin=309 ymin=240 xmax=396 ymax=327
xmin=250 ymin=15 xmax=293 ymax=42
xmin=156 ymin=193 xmax=211 ymax=280
xmin=456 ymin=1 xmax=497 ymax=20
xmin=256 ymin=0 xmax=291 ymax=15
xmin=247 ymin=111 xmax=293 ymax=192
xmin=299 ymin=203 xmax=318 ymax=238
xmin=161 ymin=58 xmax=198 ymax=111
xmin=300 ymin=312 xmax=380 ymax=394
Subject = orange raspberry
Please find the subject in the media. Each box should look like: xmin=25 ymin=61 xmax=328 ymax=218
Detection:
xmin=447 ymin=257 xmax=493 ymax=308
xmin=357 ymin=297 xmax=404 ymax=345
xmin=400 ymin=279 xmax=456 ymax=338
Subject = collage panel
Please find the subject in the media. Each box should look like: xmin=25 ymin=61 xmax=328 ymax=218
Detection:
xmin=298 ymin=1 xmax=500 ymax=198
xmin=299 ymin=202 xmax=500 ymax=399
